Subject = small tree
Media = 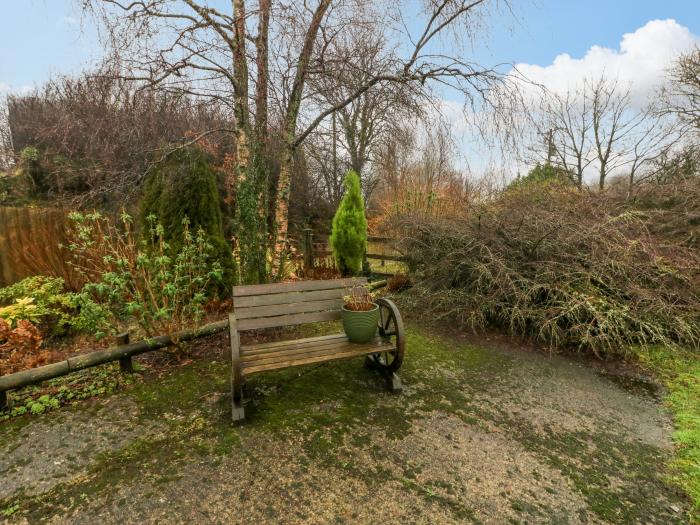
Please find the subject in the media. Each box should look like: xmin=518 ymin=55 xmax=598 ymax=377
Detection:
xmin=330 ymin=171 xmax=367 ymax=276
xmin=141 ymin=146 xmax=234 ymax=293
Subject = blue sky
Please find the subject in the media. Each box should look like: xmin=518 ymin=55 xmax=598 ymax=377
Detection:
xmin=1 ymin=0 xmax=699 ymax=93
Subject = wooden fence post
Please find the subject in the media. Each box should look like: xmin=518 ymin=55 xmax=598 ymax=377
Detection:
xmin=303 ymin=228 xmax=314 ymax=271
xmin=116 ymin=332 xmax=133 ymax=373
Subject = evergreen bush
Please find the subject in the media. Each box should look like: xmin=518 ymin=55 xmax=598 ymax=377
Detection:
xmin=140 ymin=146 xmax=234 ymax=293
xmin=329 ymin=171 xmax=368 ymax=276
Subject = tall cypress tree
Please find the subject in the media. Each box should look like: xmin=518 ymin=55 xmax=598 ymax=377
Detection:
xmin=329 ymin=170 xmax=367 ymax=276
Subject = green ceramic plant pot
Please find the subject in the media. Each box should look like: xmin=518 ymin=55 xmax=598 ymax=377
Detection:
xmin=341 ymin=304 xmax=379 ymax=343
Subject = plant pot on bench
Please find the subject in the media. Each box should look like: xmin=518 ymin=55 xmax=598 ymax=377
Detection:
xmin=341 ymin=285 xmax=379 ymax=343
xmin=341 ymin=303 xmax=379 ymax=343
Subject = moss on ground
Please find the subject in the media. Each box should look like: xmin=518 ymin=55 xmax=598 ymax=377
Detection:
xmin=0 ymin=325 xmax=691 ymax=523
xmin=634 ymin=346 xmax=700 ymax=522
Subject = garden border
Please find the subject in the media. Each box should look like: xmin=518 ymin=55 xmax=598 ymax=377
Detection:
xmin=0 ymin=320 xmax=229 ymax=409
xmin=0 ymin=280 xmax=388 ymax=410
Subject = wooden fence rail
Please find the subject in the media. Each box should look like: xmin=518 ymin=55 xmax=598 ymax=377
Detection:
xmin=0 ymin=320 xmax=228 ymax=410
xmin=293 ymin=228 xmax=408 ymax=272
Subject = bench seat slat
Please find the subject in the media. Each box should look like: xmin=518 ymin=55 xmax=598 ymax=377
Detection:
xmin=242 ymin=342 xmax=389 ymax=369
xmin=241 ymin=338 xmax=394 ymax=376
xmin=241 ymin=333 xmax=346 ymax=353
xmin=241 ymin=335 xmax=389 ymax=363
xmin=233 ymin=277 xmax=365 ymax=297
xmin=235 ymin=299 xmax=343 ymax=320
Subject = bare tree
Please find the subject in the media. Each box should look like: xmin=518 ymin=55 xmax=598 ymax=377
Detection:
xmin=548 ymin=87 xmax=594 ymax=188
xmin=589 ymin=77 xmax=678 ymax=190
xmin=305 ymin=27 xmax=422 ymax=202
xmin=0 ymin=96 xmax=13 ymax=171
xmin=529 ymin=75 xmax=679 ymax=190
xmin=663 ymin=46 xmax=700 ymax=136
xmin=84 ymin=0 xmax=514 ymax=276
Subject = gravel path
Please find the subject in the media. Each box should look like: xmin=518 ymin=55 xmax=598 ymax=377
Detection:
xmin=0 ymin=325 xmax=690 ymax=524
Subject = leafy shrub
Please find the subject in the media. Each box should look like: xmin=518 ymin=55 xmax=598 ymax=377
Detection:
xmin=330 ymin=171 xmax=368 ymax=276
xmin=0 ymin=298 xmax=44 ymax=325
xmin=141 ymin=146 xmax=234 ymax=293
xmin=0 ymin=173 xmax=12 ymax=202
xmin=19 ymin=146 xmax=51 ymax=196
xmin=396 ymin=182 xmax=700 ymax=356
xmin=0 ymin=275 xmax=102 ymax=336
xmin=66 ymin=211 xmax=222 ymax=337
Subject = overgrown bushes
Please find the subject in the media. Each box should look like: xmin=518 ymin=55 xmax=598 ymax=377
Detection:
xmin=67 ymin=211 xmax=223 ymax=337
xmin=396 ymin=180 xmax=700 ymax=356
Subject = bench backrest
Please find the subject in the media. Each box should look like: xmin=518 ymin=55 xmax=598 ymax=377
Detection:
xmin=231 ymin=277 xmax=367 ymax=331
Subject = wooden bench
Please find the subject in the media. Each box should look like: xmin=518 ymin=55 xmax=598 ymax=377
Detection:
xmin=229 ymin=278 xmax=405 ymax=422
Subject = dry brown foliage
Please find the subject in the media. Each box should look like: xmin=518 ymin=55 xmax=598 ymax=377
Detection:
xmin=0 ymin=318 xmax=54 ymax=375
xmin=395 ymin=180 xmax=700 ymax=356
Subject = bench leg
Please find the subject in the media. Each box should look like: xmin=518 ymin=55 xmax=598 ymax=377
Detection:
xmin=231 ymin=378 xmax=246 ymax=424
xmin=364 ymin=355 xmax=403 ymax=394
xmin=0 ymin=390 xmax=7 ymax=411
xmin=229 ymin=313 xmax=246 ymax=423
xmin=386 ymin=372 xmax=403 ymax=394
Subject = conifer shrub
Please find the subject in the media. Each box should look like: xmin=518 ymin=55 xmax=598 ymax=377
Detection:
xmin=329 ymin=171 xmax=368 ymax=276
xmin=140 ymin=146 xmax=234 ymax=293
xmin=507 ymin=163 xmax=572 ymax=189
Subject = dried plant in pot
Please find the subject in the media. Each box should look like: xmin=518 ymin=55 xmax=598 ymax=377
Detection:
xmin=341 ymin=285 xmax=379 ymax=343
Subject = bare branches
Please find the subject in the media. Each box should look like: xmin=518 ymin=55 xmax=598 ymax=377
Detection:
xmin=527 ymin=74 xmax=680 ymax=190
xmin=662 ymin=45 xmax=700 ymax=137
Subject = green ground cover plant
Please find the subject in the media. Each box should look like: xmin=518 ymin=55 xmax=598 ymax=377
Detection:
xmin=634 ymin=346 xmax=700 ymax=519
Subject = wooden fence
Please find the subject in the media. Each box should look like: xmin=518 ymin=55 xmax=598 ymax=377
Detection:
xmin=0 ymin=206 xmax=74 ymax=288
xmin=291 ymin=229 xmax=408 ymax=277
xmin=0 ymin=209 xmax=406 ymax=290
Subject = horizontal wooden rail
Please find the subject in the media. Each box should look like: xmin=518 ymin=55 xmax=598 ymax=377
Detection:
xmin=365 ymin=253 xmax=407 ymax=262
xmin=308 ymin=251 xmax=406 ymax=263
xmin=0 ymin=320 xmax=229 ymax=408
xmin=368 ymin=236 xmax=394 ymax=242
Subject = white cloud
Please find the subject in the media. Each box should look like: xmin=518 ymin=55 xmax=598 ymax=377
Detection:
xmin=515 ymin=19 xmax=700 ymax=108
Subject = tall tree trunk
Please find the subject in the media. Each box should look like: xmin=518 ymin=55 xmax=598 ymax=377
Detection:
xmin=272 ymin=0 xmax=331 ymax=274
xmin=232 ymin=0 xmax=251 ymax=189
xmin=255 ymin=0 xmax=270 ymax=145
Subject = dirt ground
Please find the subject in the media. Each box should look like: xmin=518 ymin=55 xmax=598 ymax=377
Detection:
xmin=0 ymin=324 xmax=691 ymax=524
